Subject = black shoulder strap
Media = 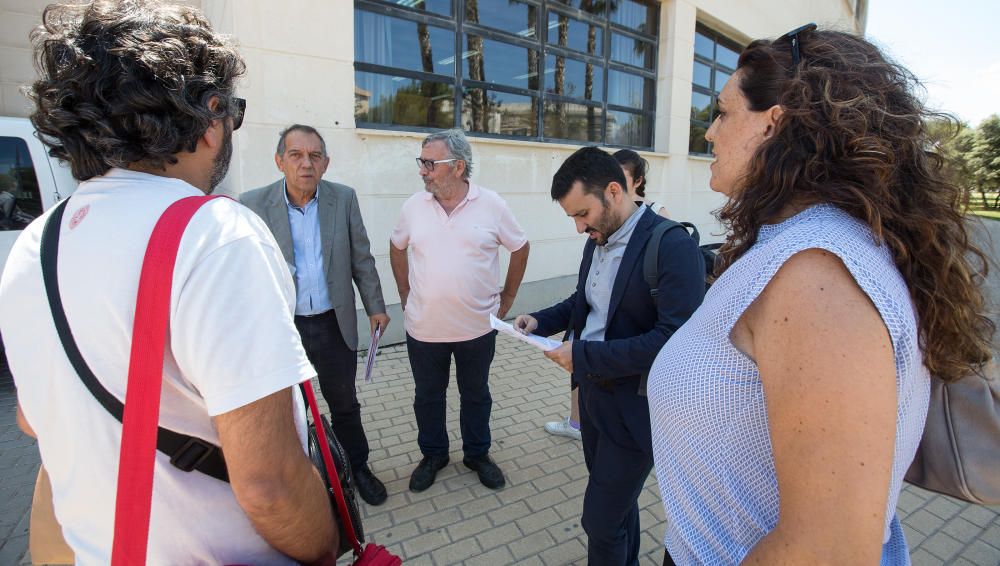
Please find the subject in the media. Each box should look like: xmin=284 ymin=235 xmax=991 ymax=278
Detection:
xmin=643 ymin=219 xmax=684 ymax=297
xmin=40 ymin=199 xmax=229 ymax=483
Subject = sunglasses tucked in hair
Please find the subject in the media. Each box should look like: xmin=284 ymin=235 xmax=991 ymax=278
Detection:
xmin=780 ymin=23 xmax=817 ymax=68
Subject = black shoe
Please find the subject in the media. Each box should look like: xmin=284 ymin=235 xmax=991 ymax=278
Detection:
xmin=409 ymin=455 xmax=449 ymax=493
xmin=354 ymin=465 xmax=387 ymax=506
xmin=463 ymin=454 xmax=506 ymax=490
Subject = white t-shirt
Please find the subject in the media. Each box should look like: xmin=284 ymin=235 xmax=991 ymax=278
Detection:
xmin=0 ymin=169 xmax=315 ymax=565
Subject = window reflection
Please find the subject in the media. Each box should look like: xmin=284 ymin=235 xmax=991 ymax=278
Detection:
xmin=544 ymin=101 xmax=603 ymax=142
xmin=606 ymin=110 xmax=650 ymax=147
xmin=355 ymin=1 xmax=659 ymax=148
xmin=466 ymin=0 xmax=536 ymax=38
xmin=464 ymin=35 xmax=539 ymax=90
xmin=392 ymin=0 xmax=451 ymax=16
xmin=545 ymin=54 xmax=603 ymax=101
xmin=355 ymin=72 xmax=455 ymax=128
xmin=690 ymin=25 xmax=742 ymax=154
xmin=691 ymin=91 xmax=712 ymax=121
xmin=610 ymin=32 xmax=654 ymax=70
xmin=355 ymin=12 xmax=455 ymax=76
xmin=609 ymin=0 xmax=657 ymax=35
xmin=547 ymin=10 xmax=603 ymax=56
xmin=607 ymin=69 xmax=652 ymax=110
xmin=463 ymin=89 xmax=537 ymax=136
xmin=0 ymin=137 xmax=41 ymax=231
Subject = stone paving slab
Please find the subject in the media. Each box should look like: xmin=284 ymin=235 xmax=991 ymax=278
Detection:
xmin=2 ymin=341 xmax=999 ymax=564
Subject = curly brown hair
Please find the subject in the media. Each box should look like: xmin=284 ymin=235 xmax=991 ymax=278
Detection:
xmin=716 ymin=28 xmax=993 ymax=382
xmin=27 ymin=0 xmax=246 ymax=181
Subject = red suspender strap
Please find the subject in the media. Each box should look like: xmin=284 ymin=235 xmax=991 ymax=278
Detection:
xmin=110 ymin=195 xmax=222 ymax=566
xmin=302 ymin=383 xmax=365 ymax=557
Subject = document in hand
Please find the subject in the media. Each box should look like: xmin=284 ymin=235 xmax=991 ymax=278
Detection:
xmin=489 ymin=313 xmax=561 ymax=352
xmin=364 ymin=323 xmax=381 ymax=383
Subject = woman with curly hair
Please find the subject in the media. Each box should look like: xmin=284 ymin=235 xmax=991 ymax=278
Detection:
xmin=646 ymin=25 xmax=993 ymax=565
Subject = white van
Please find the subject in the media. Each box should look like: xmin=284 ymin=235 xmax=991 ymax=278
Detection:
xmin=0 ymin=116 xmax=78 ymax=354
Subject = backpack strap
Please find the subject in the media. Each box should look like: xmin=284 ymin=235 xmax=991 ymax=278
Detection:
xmin=643 ymin=219 xmax=684 ymax=297
xmin=39 ymin=196 xmax=230 ymax=487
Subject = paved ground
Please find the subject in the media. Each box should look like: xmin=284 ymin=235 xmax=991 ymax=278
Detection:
xmin=1 ymin=339 xmax=998 ymax=565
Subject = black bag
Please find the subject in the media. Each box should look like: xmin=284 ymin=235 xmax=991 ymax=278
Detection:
xmin=643 ymin=219 xmax=721 ymax=294
xmin=305 ymin=392 xmax=366 ymax=556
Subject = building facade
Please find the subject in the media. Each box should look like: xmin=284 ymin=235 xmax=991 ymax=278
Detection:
xmin=0 ymin=0 xmax=867 ymax=344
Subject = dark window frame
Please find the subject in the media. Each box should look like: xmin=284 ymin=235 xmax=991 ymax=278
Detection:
xmin=689 ymin=23 xmax=742 ymax=155
xmin=354 ymin=0 xmax=659 ymax=149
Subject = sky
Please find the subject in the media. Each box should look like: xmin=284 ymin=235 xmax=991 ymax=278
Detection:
xmin=865 ymin=0 xmax=1000 ymax=127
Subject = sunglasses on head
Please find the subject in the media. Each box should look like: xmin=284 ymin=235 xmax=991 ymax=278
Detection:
xmin=781 ymin=23 xmax=817 ymax=67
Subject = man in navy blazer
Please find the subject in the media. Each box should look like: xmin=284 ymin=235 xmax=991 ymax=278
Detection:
xmin=515 ymin=146 xmax=704 ymax=566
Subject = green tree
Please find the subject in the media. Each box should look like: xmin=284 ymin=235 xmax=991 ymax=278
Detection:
xmin=969 ymin=114 xmax=1000 ymax=208
xmin=926 ymin=117 xmax=981 ymax=206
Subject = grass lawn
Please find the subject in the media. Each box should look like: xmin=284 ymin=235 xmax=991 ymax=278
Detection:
xmin=971 ymin=208 xmax=1000 ymax=221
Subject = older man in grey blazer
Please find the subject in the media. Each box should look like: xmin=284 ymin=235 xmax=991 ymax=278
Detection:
xmin=241 ymin=124 xmax=389 ymax=505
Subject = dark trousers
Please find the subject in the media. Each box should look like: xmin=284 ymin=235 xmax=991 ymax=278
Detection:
xmin=578 ymin=378 xmax=655 ymax=566
xmin=406 ymin=331 xmax=496 ymax=458
xmin=295 ymin=309 xmax=370 ymax=470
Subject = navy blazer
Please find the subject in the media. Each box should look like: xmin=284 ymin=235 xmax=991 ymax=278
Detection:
xmin=531 ymin=207 xmax=705 ymax=393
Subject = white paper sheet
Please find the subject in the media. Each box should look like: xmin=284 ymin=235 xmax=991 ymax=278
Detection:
xmin=490 ymin=313 xmax=561 ymax=352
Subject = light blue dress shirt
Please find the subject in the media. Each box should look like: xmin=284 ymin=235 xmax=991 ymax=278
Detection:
xmin=580 ymin=204 xmax=645 ymax=342
xmin=284 ymin=181 xmax=333 ymax=316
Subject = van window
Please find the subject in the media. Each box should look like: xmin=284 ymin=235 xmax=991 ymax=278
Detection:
xmin=0 ymin=137 xmax=42 ymax=231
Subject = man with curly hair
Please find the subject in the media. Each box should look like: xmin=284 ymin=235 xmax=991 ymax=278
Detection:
xmin=0 ymin=1 xmax=339 ymax=564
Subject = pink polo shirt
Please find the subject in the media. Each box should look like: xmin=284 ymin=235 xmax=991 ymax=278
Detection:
xmin=391 ymin=183 xmax=528 ymax=342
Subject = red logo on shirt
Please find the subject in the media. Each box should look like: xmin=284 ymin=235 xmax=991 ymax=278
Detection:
xmin=68 ymin=205 xmax=89 ymax=229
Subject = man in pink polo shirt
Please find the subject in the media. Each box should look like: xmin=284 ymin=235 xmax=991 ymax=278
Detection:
xmin=389 ymin=129 xmax=530 ymax=493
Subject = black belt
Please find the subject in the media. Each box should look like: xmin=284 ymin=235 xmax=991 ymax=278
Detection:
xmin=295 ymin=308 xmax=335 ymax=320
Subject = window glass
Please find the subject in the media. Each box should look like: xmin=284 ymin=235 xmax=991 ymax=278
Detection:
xmin=552 ymin=1 xmax=604 ymax=15
xmin=717 ymin=43 xmax=740 ymax=69
xmin=689 ymin=124 xmax=709 ymax=154
xmin=0 ymin=137 xmax=41 ymax=231
xmin=355 ymin=12 xmax=455 ymax=76
xmin=714 ymin=69 xmax=731 ymax=90
xmin=606 ymin=110 xmax=650 ymax=147
xmin=547 ymin=11 xmax=603 ymax=56
xmin=690 ymin=91 xmax=712 ymax=121
xmin=389 ymin=0 xmax=451 ymax=16
xmin=544 ymin=101 xmax=604 ymax=142
xmin=607 ymin=69 xmax=652 ymax=110
xmin=694 ymin=31 xmax=714 ymax=59
xmin=690 ymin=26 xmax=742 ymax=154
xmin=463 ymin=35 xmax=539 ymax=90
xmin=609 ymin=0 xmax=657 ymax=35
xmin=692 ymin=61 xmax=711 ymax=88
xmin=544 ymin=54 xmax=603 ymax=101
xmin=355 ymin=72 xmax=455 ymax=128
xmin=462 ymin=89 xmax=537 ymax=136
xmin=356 ymin=1 xmax=659 ymax=147
xmin=466 ymin=0 xmax=537 ymax=38
xmin=610 ymin=32 xmax=654 ymax=70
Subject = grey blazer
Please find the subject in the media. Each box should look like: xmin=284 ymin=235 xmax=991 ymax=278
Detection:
xmin=240 ymin=179 xmax=386 ymax=350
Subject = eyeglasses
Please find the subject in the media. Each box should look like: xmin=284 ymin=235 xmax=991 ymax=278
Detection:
xmin=415 ymin=157 xmax=458 ymax=171
xmin=232 ymin=97 xmax=246 ymax=131
xmin=781 ymin=23 xmax=817 ymax=67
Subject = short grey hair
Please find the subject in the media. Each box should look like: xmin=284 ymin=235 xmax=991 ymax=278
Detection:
xmin=422 ymin=128 xmax=473 ymax=179
xmin=276 ymin=124 xmax=327 ymax=156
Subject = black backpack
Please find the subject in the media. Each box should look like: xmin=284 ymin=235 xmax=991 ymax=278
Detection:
xmin=643 ymin=219 xmax=721 ymax=295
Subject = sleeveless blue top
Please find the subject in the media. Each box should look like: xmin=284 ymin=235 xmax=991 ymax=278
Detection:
xmin=647 ymin=204 xmax=929 ymax=565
